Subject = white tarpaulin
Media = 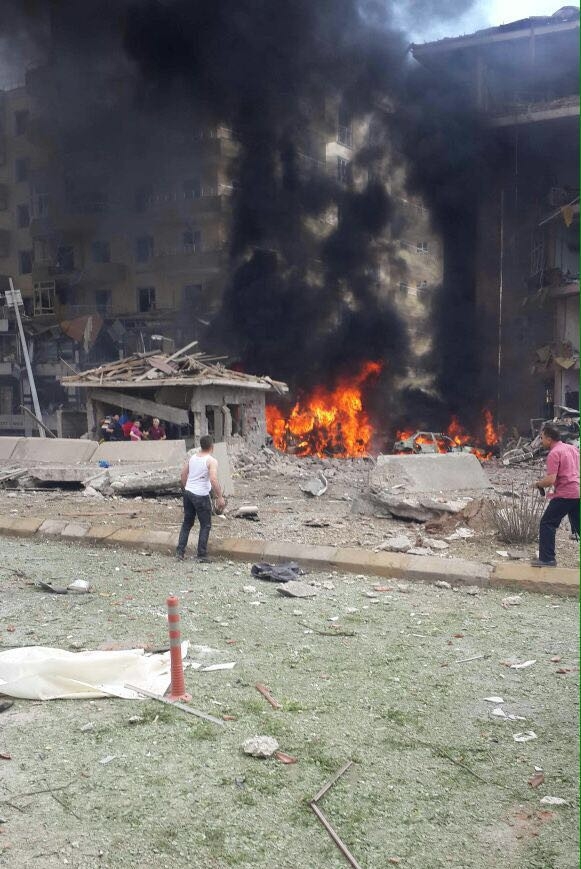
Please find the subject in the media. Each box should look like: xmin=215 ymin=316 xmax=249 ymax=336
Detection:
xmin=0 ymin=644 xmax=188 ymax=700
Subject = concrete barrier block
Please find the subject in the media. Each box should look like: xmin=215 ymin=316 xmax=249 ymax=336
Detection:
xmin=11 ymin=438 xmax=98 ymax=465
xmin=92 ymin=440 xmax=187 ymax=466
xmin=10 ymin=517 xmax=44 ymax=536
xmin=210 ymin=537 xmax=265 ymax=561
xmin=491 ymin=563 xmax=579 ymax=597
xmin=373 ymin=453 xmax=492 ymax=493
xmin=61 ymin=522 xmax=91 ymax=539
xmin=0 ymin=437 xmax=24 ymax=461
xmin=39 ymin=519 xmax=70 ymax=536
xmin=262 ymin=540 xmax=336 ymax=568
xmin=85 ymin=525 xmax=117 ymax=542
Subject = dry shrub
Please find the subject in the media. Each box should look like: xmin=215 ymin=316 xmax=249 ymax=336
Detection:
xmin=488 ymin=487 xmax=545 ymax=544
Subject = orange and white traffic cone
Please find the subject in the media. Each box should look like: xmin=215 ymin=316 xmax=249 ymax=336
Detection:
xmin=166 ymin=595 xmax=191 ymax=702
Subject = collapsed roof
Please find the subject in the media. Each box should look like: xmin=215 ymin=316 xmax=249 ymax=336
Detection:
xmin=60 ymin=349 xmax=288 ymax=394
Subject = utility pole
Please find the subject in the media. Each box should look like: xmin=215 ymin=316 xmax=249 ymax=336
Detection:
xmin=6 ymin=278 xmax=46 ymax=438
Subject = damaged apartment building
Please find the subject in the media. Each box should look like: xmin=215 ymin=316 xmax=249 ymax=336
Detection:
xmin=413 ymin=6 xmax=580 ymax=431
xmin=0 ymin=53 xmax=440 ymax=437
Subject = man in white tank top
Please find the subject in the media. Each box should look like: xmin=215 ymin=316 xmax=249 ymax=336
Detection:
xmin=176 ymin=435 xmax=225 ymax=562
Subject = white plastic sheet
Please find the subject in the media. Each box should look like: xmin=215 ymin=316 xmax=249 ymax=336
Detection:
xmin=0 ymin=643 xmax=187 ymax=700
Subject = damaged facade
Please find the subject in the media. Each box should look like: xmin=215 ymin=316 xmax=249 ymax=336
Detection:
xmin=0 ymin=44 xmax=441 ymax=435
xmin=60 ymin=351 xmax=288 ymax=450
xmin=413 ymin=7 xmax=579 ymax=430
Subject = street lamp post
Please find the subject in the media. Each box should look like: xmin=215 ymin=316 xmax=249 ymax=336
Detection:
xmin=6 ymin=277 xmax=46 ymax=438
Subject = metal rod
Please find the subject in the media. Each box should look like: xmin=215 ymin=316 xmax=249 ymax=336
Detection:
xmin=309 ymin=803 xmax=364 ymax=869
xmin=9 ymin=278 xmax=45 ymax=437
xmin=312 ymin=760 xmax=354 ymax=803
xmin=19 ymin=405 xmax=57 ymax=438
xmin=124 ymin=683 xmax=224 ymax=726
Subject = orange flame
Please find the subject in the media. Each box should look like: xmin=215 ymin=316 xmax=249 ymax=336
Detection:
xmin=395 ymin=410 xmax=503 ymax=461
xmin=266 ymin=361 xmax=382 ymax=458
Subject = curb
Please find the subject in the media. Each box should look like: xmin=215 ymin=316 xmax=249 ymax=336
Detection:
xmin=1 ymin=516 xmax=578 ymax=596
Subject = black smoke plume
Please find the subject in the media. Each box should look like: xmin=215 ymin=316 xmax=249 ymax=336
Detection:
xmin=2 ymin=0 xmax=490 ymax=419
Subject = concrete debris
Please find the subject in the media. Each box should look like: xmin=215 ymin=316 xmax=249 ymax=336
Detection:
xmin=513 ymin=731 xmax=537 ymax=742
xmin=373 ymin=453 xmax=491 ymax=493
xmin=67 ymin=579 xmax=92 ymax=594
xmin=407 ymin=547 xmax=432 ymax=556
xmin=300 ymin=473 xmax=328 ymax=497
xmin=539 ymin=796 xmax=568 ymax=805
xmin=507 ymin=549 xmax=527 ymax=560
xmin=434 ymin=580 xmax=452 ymax=589
xmin=502 ymin=595 xmax=523 ymax=608
xmin=82 ymin=486 xmax=104 ymax=498
xmin=242 ymin=735 xmax=280 ymax=758
xmin=375 ymin=535 xmax=412 ymax=552
xmin=446 ymin=527 xmax=475 ymax=540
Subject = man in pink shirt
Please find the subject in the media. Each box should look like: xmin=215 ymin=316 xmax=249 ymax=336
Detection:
xmin=532 ymin=424 xmax=580 ymax=566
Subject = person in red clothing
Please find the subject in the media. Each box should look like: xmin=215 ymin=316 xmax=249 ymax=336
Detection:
xmin=121 ymin=418 xmax=134 ymax=440
xmin=148 ymin=417 xmax=166 ymax=440
xmin=532 ymin=423 xmax=580 ymax=567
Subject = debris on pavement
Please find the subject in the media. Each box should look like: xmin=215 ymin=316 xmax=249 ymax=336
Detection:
xmin=234 ymin=505 xmax=260 ymax=520
xmin=490 ymin=706 xmax=526 ymax=721
xmin=528 ymin=772 xmax=545 ymax=788
xmin=375 ymin=535 xmax=412 ymax=552
xmin=251 ymin=562 xmax=303 ymax=583
xmin=68 ymin=579 xmax=92 ymax=594
xmin=0 ymin=701 xmax=14 ymax=714
xmin=125 ymin=684 xmax=225 ymax=727
xmin=435 ymin=580 xmax=452 ymax=589
xmin=274 ymin=750 xmax=297 ymax=764
xmin=505 ymin=659 xmax=536 ymax=669
xmin=513 ymin=731 xmax=538 ymax=742
xmin=255 ymin=682 xmax=282 ymax=709
xmin=300 ymin=473 xmax=328 ymax=497
xmin=242 ymin=735 xmax=280 ymax=758
xmin=310 ymin=761 xmax=363 ymax=869
xmin=539 ymin=796 xmax=568 ymax=805
xmin=200 ymin=662 xmax=236 ymax=671
xmin=484 ymin=696 xmax=504 ymax=703
xmin=35 ymin=580 xmax=69 ymax=595
xmin=502 ymin=595 xmax=523 ymax=608
xmin=277 ymin=581 xmax=317 ymax=598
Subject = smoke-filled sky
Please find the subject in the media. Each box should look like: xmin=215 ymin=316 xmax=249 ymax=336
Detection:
xmin=0 ymin=0 xmax=577 ymax=87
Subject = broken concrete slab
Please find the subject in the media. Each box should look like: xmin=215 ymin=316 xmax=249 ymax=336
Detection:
xmin=300 ymin=473 xmax=328 ymax=497
xmin=352 ymin=492 xmax=435 ymax=522
xmin=39 ymin=519 xmax=70 ymax=536
xmin=92 ymin=440 xmax=186 ymax=466
xmin=373 ymin=453 xmax=491 ymax=493
xmin=376 ymin=536 xmax=412 ymax=553
xmin=10 ymin=438 xmax=98 ymax=465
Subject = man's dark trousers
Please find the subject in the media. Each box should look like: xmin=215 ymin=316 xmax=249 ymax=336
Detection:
xmin=177 ymin=492 xmax=212 ymax=558
xmin=539 ymin=497 xmax=580 ymax=562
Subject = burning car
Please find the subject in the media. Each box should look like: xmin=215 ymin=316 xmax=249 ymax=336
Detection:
xmin=393 ymin=431 xmax=475 ymax=455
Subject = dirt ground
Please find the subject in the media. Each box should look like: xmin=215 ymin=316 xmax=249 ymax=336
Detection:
xmin=2 ymin=454 xmax=579 ymax=569
xmin=0 ymin=536 xmax=579 ymax=868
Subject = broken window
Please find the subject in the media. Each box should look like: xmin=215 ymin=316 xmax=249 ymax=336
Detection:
xmin=183 ymin=178 xmax=201 ymax=200
xmin=337 ymin=157 xmax=351 ymax=184
xmin=183 ymin=229 xmax=202 ymax=252
xmin=33 ymin=281 xmax=55 ymax=315
xmin=91 ymin=240 xmax=111 ymax=263
xmin=19 ymin=249 xmax=32 ymax=274
xmin=416 ymin=241 xmax=428 ymax=253
xmin=136 ymin=235 xmax=154 ymax=262
xmin=17 ymin=203 xmax=30 ymax=228
xmin=56 ymin=245 xmax=75 ymax=272
xmin=33 ymin=237 xmax=50 ymax=263
xmin=15 ymin=158 xmax=28 ymax=183
xmin=95 ymin=290 xmax=112 ymax=315
xmin=137 ymin=286 xmax=156 ymax=312
xmin=14 ymin=110 xmax=29 ymax=136
xmin=337 ymin=104 xmax=353 ymax=148
xmin=228 ymin=404 xmax=242 ymax=435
